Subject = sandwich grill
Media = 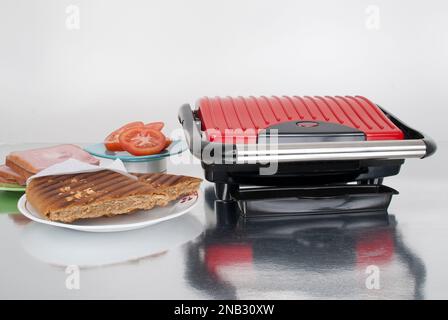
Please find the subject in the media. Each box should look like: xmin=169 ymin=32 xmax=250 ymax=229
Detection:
xmin=179 ymin=96 xmax=436 ymax=218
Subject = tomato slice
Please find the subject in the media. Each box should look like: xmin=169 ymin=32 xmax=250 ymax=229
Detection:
xmin=104 ymin=121 xmax=144 ymax=151
xmin=144 ymin=121 xmax=164 ymax=131
xmin=118 ymin=127 xmax=166 ymax=156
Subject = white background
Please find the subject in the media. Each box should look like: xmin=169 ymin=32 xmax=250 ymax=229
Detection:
xmin=0 ymin=0 xmax=447 ymax=143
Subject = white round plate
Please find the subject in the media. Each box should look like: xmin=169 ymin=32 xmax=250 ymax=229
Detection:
xmin=17 ymin=192 xmax=199 ymax=232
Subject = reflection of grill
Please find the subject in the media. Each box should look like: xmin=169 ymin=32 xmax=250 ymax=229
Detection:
xmin=179 ymin=96 xmax=436 ymax=217
xmin=185 ymin=191 xmax=426 ymax=300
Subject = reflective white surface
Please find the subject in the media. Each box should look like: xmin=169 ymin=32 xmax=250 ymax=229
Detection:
xmin=20 ymin=214 xmax=203 ymax=267
xmin=0 ymin=143 xmax=447 ymax=299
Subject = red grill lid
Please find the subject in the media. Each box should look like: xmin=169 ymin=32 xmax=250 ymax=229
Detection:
xmin=197 ymin=96 xmax=404 ymax=143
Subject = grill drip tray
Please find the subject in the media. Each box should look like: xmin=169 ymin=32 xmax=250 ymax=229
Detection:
xmin=229 ymin=184 xmax=398 ymax=221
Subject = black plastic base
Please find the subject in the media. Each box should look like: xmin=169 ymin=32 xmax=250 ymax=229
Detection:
xmin=204 ymin=158 xmax=403 ymax=190
xmin=235 ymin=184 xmax=397 ymax=220
xmin=210 ymin=180 xmax=398 ymax=220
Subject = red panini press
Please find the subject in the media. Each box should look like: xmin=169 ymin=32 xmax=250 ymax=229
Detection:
xmin=179 ymin=96 xmax=436 ymax=218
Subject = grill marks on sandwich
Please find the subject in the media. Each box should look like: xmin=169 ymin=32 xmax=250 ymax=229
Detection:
xmin=33 ymin=171 xmax=111 ymax=207
xmin=30 ymin=171 xmax=157 ymax=210
xmin=26 ymin=170 xmax=202 ymax=223
xmin=135 ymin=172 xmax=202 ymax=203
xmin=136 ymin=172 xmax=187 ymax=187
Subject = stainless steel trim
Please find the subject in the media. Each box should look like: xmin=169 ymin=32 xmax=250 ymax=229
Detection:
xmin=232 ymin=140 xmax=426 ymax=163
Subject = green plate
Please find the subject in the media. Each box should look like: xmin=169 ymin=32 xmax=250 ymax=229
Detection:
xmin=0 ymin=190 xmax=24 ymax=214
xmin=0 ymin=184 xmax=26 ymax=192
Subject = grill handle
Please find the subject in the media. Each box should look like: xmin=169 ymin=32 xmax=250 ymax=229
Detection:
xmin=178 ymin=103 xmax=204 ymax=159
xmin=232 ymin=140 xmax=427 ymax=163
xmin=179 ymin=103 xmax=239 ymax=162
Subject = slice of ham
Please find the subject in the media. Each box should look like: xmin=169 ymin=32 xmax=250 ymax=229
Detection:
xmin=0 ymin=175 xmax=16 ymax=184
xmin=0 ymin=164 xmax=26 ymax=185
xmin=6 ymin=144 xmax=99 ymax=174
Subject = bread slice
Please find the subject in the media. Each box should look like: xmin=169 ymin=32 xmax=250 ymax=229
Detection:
xmin=6 ymin=144 xmax=99 ymax=175
xmin=26 ymin=170 xmax=202 ymax=223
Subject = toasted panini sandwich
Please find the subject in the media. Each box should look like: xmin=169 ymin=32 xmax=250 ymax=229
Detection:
xmin=26 ymin=170 xmax=201 ymax=223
